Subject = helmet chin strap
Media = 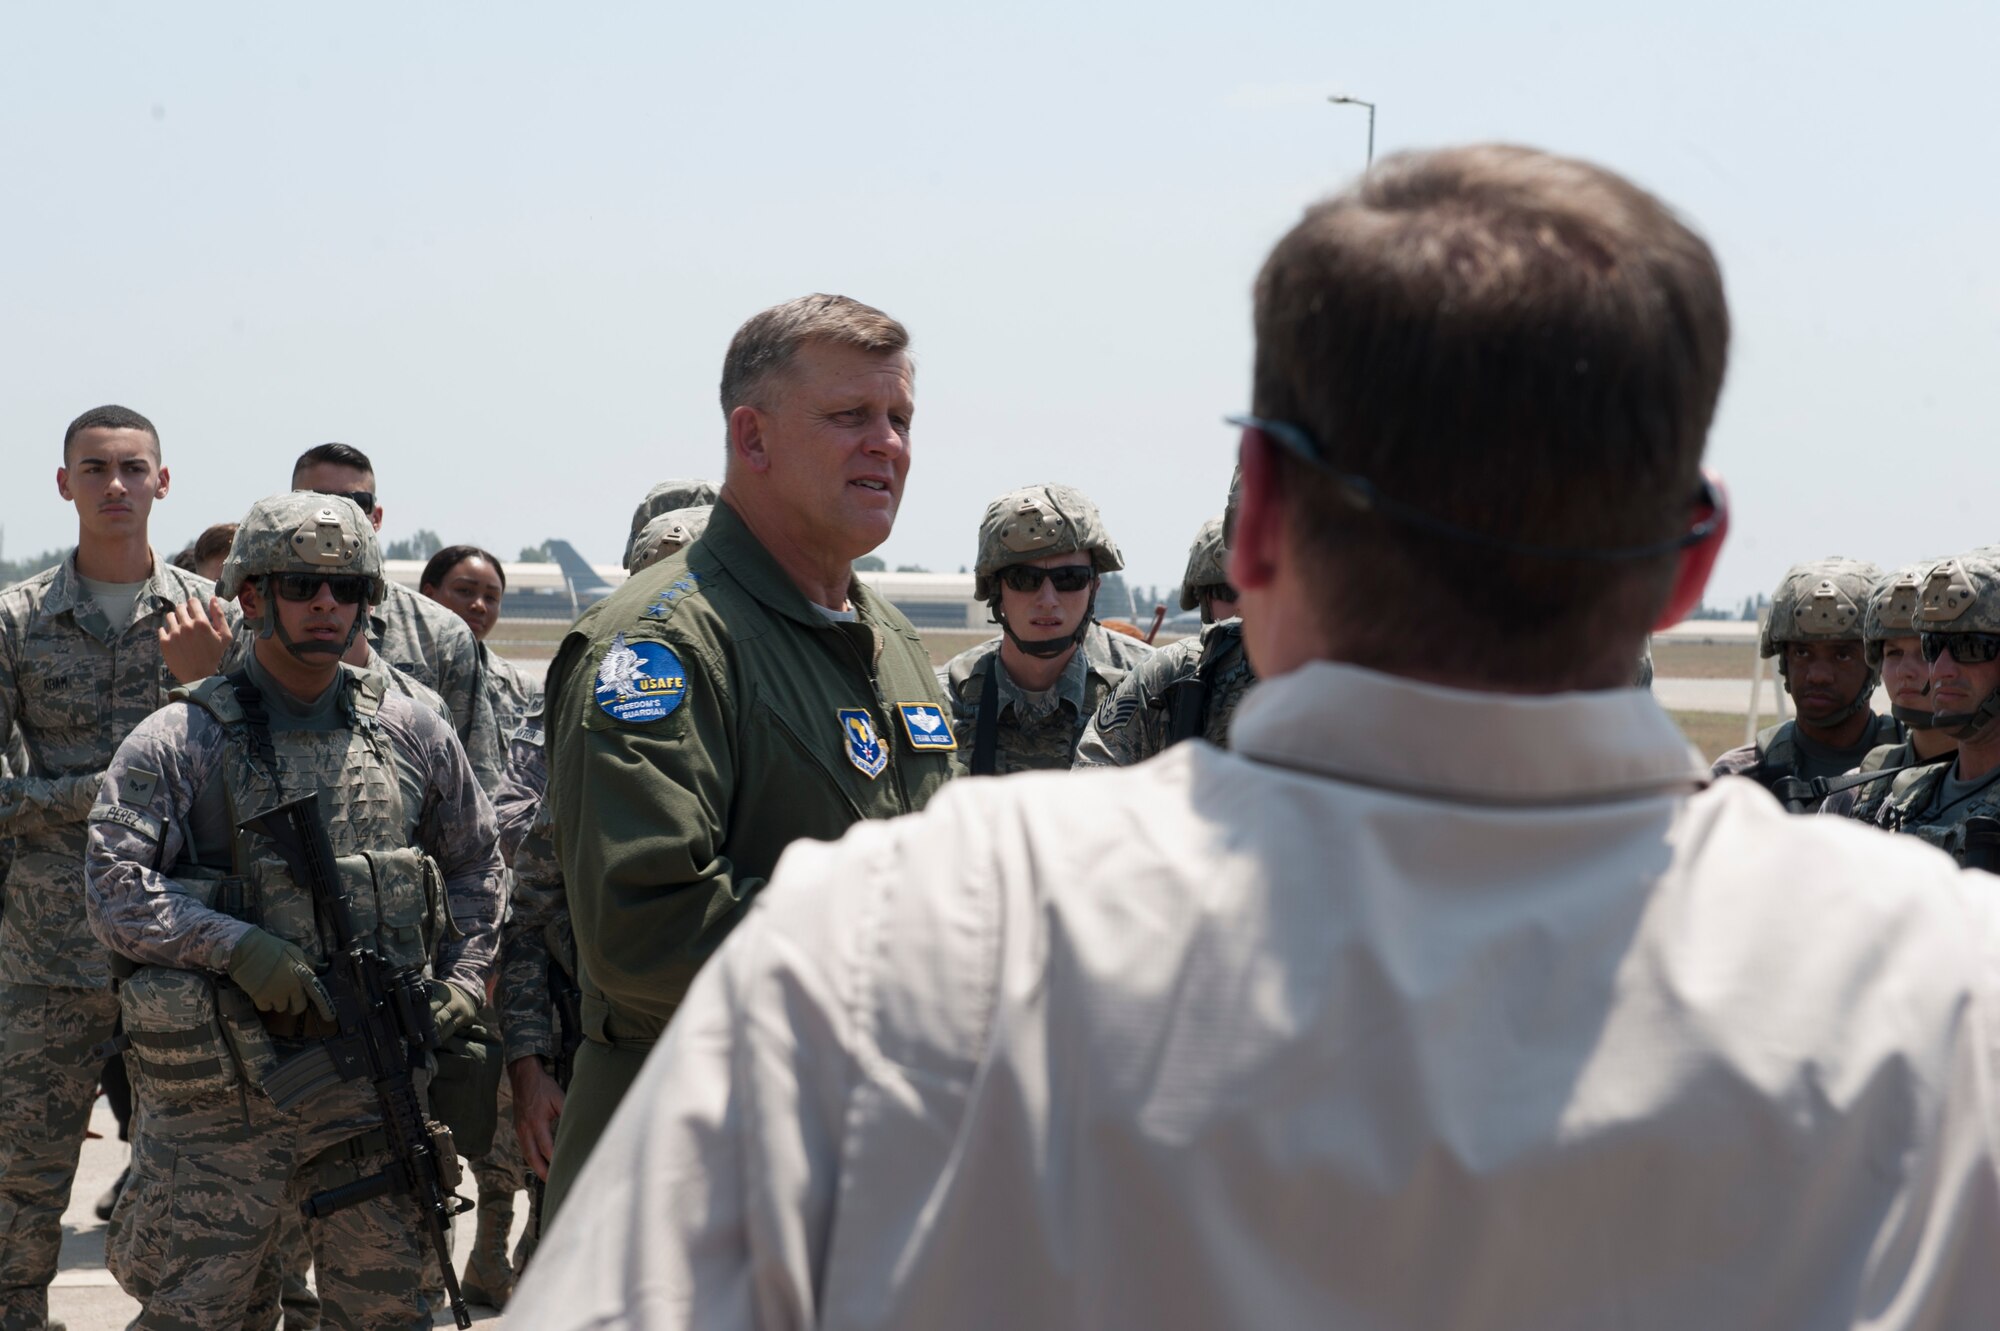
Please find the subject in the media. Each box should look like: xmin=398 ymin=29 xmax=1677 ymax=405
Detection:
xmin=1892 ymin=679 xmax=1938 ymax=731
xmin=991 ymin=590 xmax=1096 ymax=661
xmin=1891 ymin=704 xmax=1939 ymax=730
xmin=1934 ymin=688 xmax=2000 ymax=743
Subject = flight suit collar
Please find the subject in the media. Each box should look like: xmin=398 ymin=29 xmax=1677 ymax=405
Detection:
xmin=702 ymin=499 xmax=900 ymax=638
xmin=1232 ymin=661 xmax=1709 ymax=805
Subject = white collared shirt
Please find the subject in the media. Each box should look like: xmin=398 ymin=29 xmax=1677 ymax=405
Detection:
xmin=513 ymin=662 xmax=2000 ymax=1330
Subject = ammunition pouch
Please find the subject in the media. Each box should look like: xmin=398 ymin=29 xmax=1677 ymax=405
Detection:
xmin=426 ymin=1004 xmax=504 ymax=1158
xmin=118 ymin=967 xmax=241 ymax=1102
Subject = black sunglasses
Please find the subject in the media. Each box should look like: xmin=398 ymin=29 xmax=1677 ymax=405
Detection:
xmin=312 ymin=487 xmax=377 ymax=514
xmin=1919 ymin=632 xmax=2000 ymax=665
xmin=1199 ymin=582 xmax=1239 ymax=603
xmin=999 ymin=564 xmax=1095 ymax=594
xmin=1227 ymin=414 xmax=1724 ymax=563
xmin=272 ymin=574 xmax=371 ymax=605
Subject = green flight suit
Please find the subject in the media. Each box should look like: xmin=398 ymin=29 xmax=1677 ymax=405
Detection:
xmin=541 ymin=500 xmax=954 ymax=1217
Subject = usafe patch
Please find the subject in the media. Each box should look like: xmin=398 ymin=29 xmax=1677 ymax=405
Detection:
xmin=594 ymin=632 xmax=689 ymax=723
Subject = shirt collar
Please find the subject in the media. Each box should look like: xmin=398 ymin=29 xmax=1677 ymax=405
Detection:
xmin=1230 ymin=661 xmax=1708 ymax=805
xmin=45 ymin=549 xmax=186 ymax=622
xmin=994 ymin=631 xmax=1093 ymax=722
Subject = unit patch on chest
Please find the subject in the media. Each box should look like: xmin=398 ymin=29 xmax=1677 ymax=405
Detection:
xmin=895 ymin=702 xmax=957 ymax=751
xmin=594 ymin=632 xmax=689 ymax=723
xmin=837 ymin=708 xmax=888 ymax=779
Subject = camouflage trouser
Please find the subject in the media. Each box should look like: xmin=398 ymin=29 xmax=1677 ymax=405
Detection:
xmin=0 ymin=982 xmax=119 ymax=1331
xmin=470 ymin=1075 xmax=525 ymax=1195
xmin=107 ymin=1075 xmax=437 ymax=1331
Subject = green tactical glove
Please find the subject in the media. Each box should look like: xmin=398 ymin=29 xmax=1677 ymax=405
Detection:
xmin=227 ymin=927 xmax=335 ymax=1021
xmin=427 ymin=979 xmax=480 ymax=1046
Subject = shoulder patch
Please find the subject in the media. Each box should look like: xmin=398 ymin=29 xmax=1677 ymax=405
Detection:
xmin=1096 ymin=693 xmax=1141 ymax=731
xmin=838 ymin=708 xmax=889 ymax=778
xmin=642 ymin=571 xmax=707 ymax=621
xmin=120 ymin=768 xmax=161 ymax=807
xmin=594 ymin=632 xmax=689 ymax=723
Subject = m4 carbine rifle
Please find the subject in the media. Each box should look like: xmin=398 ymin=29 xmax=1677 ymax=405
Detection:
xmin=239 ymin=793 xmax=474 ymax=1330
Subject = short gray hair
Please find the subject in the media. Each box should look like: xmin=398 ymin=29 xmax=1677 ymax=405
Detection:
xmin=718 ymin=294 xmax=910 ymax=419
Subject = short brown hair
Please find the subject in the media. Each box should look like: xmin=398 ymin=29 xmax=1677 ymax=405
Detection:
xmin=193 ymin=522 xmax=237 ymax=566
xmin=1253 ymin=145 xmax=1728 ymax=684
xmin=718 ymin=294 xmax=910 ymax=420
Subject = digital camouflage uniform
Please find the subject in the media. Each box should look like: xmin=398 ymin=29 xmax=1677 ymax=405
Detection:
xmin=491 ymin=712 xmax=572 ymax=1270
xmin=1074 ymin=621 xmax=1254 ymax=767
xmin=0 ymin=552 xmax=235 ymax=1331
xmin=480 ymin=645 xmax=542 ymax=741
xmin=1710 ymin=557 xmax=1898 ymax=813
xmin=82 ymin=495 xmax=504 ymax=1331
xmin=461 ymin=643 xmax=545 ymax=1306
xmin=540 ymin=498 xmax=954 ymax=1220
xmin=235 ymin=575 xmax=503 ymax=796
xmin=1074 ymin=514 xmax=1255 ymax=768
xmin=622 ymin=480 xmax=719 ymax=571
xmin=1873 ymin=555 xmax=2000 ymax=866
xmin=942 ymin=484 xmax=1151 ymax=775
xmin=942 ymin=626 xmax=1154 ymax=774
xmin=495 ymin=716 xmax=572 ymax=1078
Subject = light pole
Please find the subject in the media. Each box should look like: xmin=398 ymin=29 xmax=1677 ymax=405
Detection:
xmin=1328 ymin=95 xmax=1375 ymax=166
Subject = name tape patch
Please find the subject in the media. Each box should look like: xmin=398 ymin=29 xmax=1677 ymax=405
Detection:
xmin=90 ymin=804 xmax=162 ymax=842
xmin=896 ymin=703 xmax=957 ymax=751
xmin=595 ymin=632 xmax=689 ymax=723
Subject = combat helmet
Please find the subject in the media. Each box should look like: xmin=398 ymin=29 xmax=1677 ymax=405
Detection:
xmin=973 ymin=484 xmax=1123 ymax=658
xmin=219 ymin=492 xmax=384 ymax=656
xmin=1914 ymin=553 xmax=2000 ymax=740
xmin=626 ymin=505 xmax=714 ymax=575
xmin=1178 ymin=516 xmax=1231 ymax=617
xmin=1759 ymin=556 xmax=1883 ymax=726
xmin=624 ymin=479 xmax=720 ymax=567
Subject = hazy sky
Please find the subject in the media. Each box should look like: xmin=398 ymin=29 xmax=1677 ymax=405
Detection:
xmin=4 ymin=2 xmax=1994 ymax=608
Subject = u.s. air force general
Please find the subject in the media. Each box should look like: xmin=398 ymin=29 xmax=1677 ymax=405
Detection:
xmin=537 ymin=294 xmax=957 ymax=1218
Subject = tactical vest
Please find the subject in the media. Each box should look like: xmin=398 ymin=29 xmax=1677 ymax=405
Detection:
xmin=120 ymin=667 xmax=449 ymax=1106
xmin=1879 ymin=760 xmax=2000 ymax=867
xmin=176 ymin=667 xmax=448 ymax=977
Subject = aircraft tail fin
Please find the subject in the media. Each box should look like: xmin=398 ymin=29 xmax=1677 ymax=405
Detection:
xmin=546 ymin=539 xmax=615 ymax=601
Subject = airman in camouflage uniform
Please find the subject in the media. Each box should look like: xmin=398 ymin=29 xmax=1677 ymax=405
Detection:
xmin=492 ymin=711 xmax=575 ymax=1271
xmin=1710 ymin=558 xmax=1900 ymax=812
xmin=0 ymin=405 xmax=238 ymax=1331
xmin=1076 ymin=514 xmax=1255 ymax=767
xmin=1870 ymin=555 xmax=2000 ymax=867
xmin=622 ymin=480 xmax=720 ymax=570
xmin=1822 ymin=563 xmax=1956 ymax=822
xmin=940 ymin=484 xmax=1153 ymax=774
xmin=83 ymin=492 xmax=503 ymax=1331
xmin=287 ymin=443 xmax=505 ymax=795
xmin=415 ymin=541 xmax=543 ymax=1308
